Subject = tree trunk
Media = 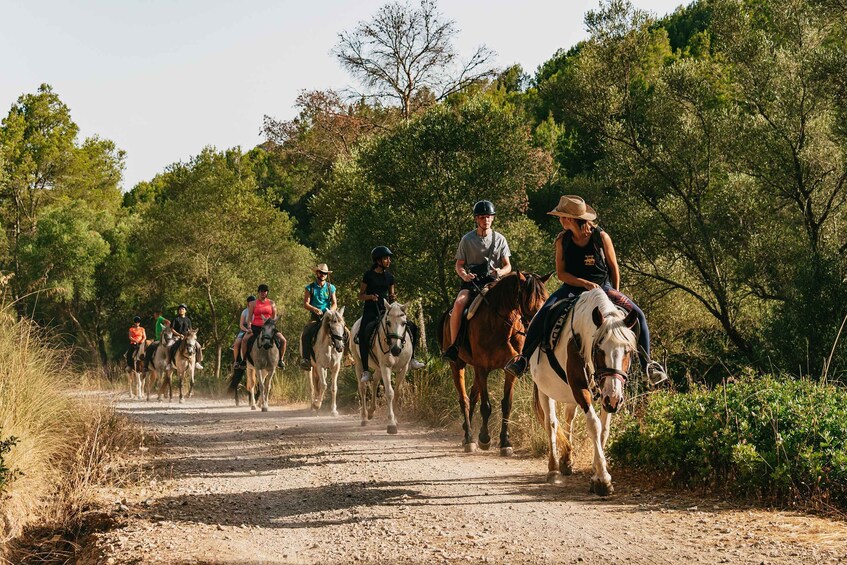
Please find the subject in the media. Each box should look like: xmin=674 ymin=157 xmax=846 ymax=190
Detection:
xmin=416 ymin=299 xmax=428 ymax=355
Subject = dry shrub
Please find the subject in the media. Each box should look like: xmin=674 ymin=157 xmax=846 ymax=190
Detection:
xmin=0 ymin=311 xmax=146 ymax=561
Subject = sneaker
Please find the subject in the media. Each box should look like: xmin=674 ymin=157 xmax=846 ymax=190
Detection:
xmin=360 ymin=370 xmax=372 ymax=383
xmin=194 ymin=362 xmax=204 ymax=370
xmin=441 ymin=345 xmax=459 ymax=362
xmin=646 ymin=361 xmax=668 ymax=387
xmin=504 ymin=356 xmax=528 ymax=378
xmin=277 ymin=359 xmax=286 ymax=370
xmin=299 ymin=358 xmax=312 ymax=371
xmin=409 ymin=358 xmax=425 ymax=370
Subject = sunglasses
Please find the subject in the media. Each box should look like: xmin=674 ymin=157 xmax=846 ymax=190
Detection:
xmin=317 ymin=271 xmax=328 ymax=276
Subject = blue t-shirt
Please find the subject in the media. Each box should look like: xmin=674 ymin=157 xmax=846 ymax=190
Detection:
xmin=306 ymin=281 xmax=335 ymax=313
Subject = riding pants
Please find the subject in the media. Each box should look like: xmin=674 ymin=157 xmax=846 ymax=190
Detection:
xmin=519 ymin=283 xmax=651 ymax=371
xmin=301 ymin=312 xmax=322 ymax=362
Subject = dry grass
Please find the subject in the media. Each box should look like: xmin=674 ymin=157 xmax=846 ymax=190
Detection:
xmin=0 ymin=311 xmax=147 ymax=562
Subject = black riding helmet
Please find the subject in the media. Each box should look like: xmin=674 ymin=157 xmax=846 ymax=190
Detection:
xmin=247 ymin=295 xmax=256 ymax=303
xmin=473 ymin=200 xmax=495 ymax=216
xmin=133 ymin=316 xmax=141 ymax=323
xmin=177 ymin=303 xmax=187 ymax=311
xmin=371 ymin=246 xmax=393 ymax=262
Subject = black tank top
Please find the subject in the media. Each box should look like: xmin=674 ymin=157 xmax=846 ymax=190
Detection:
xmin=562 ymin=227 xmax=608 ymax=286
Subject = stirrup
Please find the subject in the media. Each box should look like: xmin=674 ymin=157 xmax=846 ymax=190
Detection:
xmin=646 ymin=360 xmax=668 ymax=387
xmin=504 ymin=355 xmax=527 ymax=378
xmin=441 ymin=344 xmax=459 ymax=362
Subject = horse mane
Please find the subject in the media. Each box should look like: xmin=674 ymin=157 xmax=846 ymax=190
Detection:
xmin=321 ymin=309 xmax=344 ymax=329
xmin=484 ymin=272 xmax=548 ymax=313
xmin=572 ymin=288 xmax=637 ymax=365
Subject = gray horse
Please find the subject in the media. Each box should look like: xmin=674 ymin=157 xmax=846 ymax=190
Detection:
xmin=173 ymin=329 xmax=199 ymax=403
xmin=150 ymin=327 xmax=176 ymax=402
xmin=127 ymin=340 xmax=147 ymax=400
xmin=246 ymin=317 xmax=280 ymax=412
xmin=304 ymin=307 xmax=347 ymax=415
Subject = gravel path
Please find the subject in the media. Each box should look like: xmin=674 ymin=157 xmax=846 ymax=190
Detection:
xmin=88 ymin=397 xmax=847 ymax=564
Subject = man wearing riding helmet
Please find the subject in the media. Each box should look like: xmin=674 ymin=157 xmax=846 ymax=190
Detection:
xmin=170 ymin=304 xmax=204 ymax=370
xmin=232 ymin=295 xmax=256 ymax=369
xmin=357 ymin=246 xmax=425 ymax=383
xmin=299 ymin=263 xmax=338 ymax=371
xmin=442 ymin=200 xmax=512 ymax=362
xmin=126 ymin=316 xmax=146 ymax=369
xmin=241 ymin=283 xmax=287 ymax=369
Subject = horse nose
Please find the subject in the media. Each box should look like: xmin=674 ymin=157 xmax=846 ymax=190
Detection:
xmin=335 ymin=344 xmax=344 ymax=353
xmin=603 ymin=396 xmax=619 ymax=414
xmin=390 ymin=346 xmax=402 ymax=356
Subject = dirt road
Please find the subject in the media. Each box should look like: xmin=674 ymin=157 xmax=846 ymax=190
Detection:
xmin=88 ymin=397 xmax=847 ymax=564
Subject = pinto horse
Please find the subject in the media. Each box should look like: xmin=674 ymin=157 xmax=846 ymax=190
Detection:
xmin=438 ymin=271 xmax=551 ymax=454
xmin=531 ymin=288 xmax=638 ymax=496
xmin=127 ymin=340 xmax=146 ymax=400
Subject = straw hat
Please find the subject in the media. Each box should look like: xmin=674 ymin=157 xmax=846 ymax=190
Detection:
xmin=547 ymin=195 xmax=597 ymax=220
xmin=313 ymin=263 xmax=333 ymax=274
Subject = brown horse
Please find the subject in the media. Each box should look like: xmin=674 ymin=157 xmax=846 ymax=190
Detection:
xmin=438 ymin=271 xmax=551 ymax=454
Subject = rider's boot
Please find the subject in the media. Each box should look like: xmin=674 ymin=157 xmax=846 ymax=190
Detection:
xmin=504 ymin=355 xmax=528 ymax=378
xmin=409 ymin=358 xmax=425 ymax=370
xmin=646 ymin=360 xmax=669 ymax=387
xmin=299 ymin=357 xmax=312 ymax=371
xmin=360 ymin=370 xmax=372 ymax=383
xmin=441 ymin=343 xmax=459 ymax=362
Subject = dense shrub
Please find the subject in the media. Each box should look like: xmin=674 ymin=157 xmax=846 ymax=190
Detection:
xmin=609 ymin=376 xmax=847 ymax=508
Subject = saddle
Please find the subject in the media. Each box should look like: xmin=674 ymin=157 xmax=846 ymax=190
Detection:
xmin=537 ymin=295 xmax=581 ymax=384
xmin=306 ymin=322 xmax=350 ymax=360
xmin=465 ymin=284 xmax=492 ymax=321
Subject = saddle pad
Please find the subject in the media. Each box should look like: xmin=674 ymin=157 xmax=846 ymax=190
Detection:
xmin=466 ymin=286 xmax=491 ymax=321
xmin=542 ymin=295 xmax=580 ymax=352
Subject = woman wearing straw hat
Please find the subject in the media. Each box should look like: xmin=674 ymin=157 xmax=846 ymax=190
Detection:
xmin=504 ymin=195 xmax=667 ymax=384
xmin=299 ymin=263 xmax=338 ymax=370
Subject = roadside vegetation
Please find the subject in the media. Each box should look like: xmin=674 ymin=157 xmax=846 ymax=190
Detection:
xmin=0 ymin=310 xmax=146 ymax=561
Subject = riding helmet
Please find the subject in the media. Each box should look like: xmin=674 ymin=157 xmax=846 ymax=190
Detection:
xmin=473 ymin=200 xmax=496 ymax=216
xmin=371 ymin=246 xmax=393 ymax=262
xmin=177 ymin=303 xmax=187 ymax=311
xmin=247 ymin=295 xmax=256 ymax=303
xmin=133 ymin=316 xmax=141 ymax=323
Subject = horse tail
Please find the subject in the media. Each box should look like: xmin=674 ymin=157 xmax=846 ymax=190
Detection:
xmin=532 ymin=383 xmax=570 ymax=459
xmin=435 ymin=309 xmax=449 ymax=350
xmin=228 ymin=366 xmax=244 ymax=392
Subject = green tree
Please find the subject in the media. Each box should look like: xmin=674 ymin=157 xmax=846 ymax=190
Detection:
xmin=128 ymin=148 xmax=312 ymax=377
xmin=313 ymin=96 xmax=551 ymax=320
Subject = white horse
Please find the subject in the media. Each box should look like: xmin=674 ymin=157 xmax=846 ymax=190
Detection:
xmin=173 ymin=329 xmax=199 ymax=403
xmin=350 ymin=300 xmax=413 ymax=434
xmin=246 ymin=317 xmax=280 ymax=412
xmin=127 ymin=340 xmax=146 ymax=400
xmin=530 ymin=288 xmax=638 ymax=496
xmin=304 ymin=307 xmax=347 ymax=416
xmin=150 ymin=327 xmax=176 ymax=402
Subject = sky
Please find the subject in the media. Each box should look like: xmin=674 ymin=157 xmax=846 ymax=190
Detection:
xmin=0 ymin=0 xmax=685 ymax=190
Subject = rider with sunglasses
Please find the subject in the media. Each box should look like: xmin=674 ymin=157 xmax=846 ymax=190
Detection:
xmin=299 ymin=264 xmax=338 ymax=370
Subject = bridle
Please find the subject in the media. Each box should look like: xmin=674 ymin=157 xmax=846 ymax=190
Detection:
xmin=322 ymin=313 xmax=346 ymax=351
xmin=570 ymin=308 xmax=632 ymax=399
xmin=259 ymin=323 xmax=276 ymax=350
xmin=377 ymin=308 xmax=408 ymax=355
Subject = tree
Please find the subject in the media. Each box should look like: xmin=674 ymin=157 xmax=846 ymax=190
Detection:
xmin=312 ymin=96 xmax=551 ymax=318
xmin=129 ymin=148 xmax=313 ymax=377
xmin=333 ymin=0 xmax=496 ymax=118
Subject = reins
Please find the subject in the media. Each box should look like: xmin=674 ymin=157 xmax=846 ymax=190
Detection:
xmin=470 ymin=274 xmax=533 ymax=336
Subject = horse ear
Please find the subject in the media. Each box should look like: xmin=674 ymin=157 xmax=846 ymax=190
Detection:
xmin=338 ymin=306 xmax=345 ymax=318
xmin=623 ymin=309 xmax=639 ymax=330
xmin=382 ymin=298 xmax=390 ymax=311
xmin=400 ymin=303 xmax=407 ymax=314
xmin=261 ymin=314 xmax=268 ymax=321
xmin=592 ymin=306 xmax=604 ymax=328
xmin=540 ymin=271 xmax=554 ymax=283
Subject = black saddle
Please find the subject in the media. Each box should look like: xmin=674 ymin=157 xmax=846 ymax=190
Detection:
xmin=541 ymin=295 xmax=581 ymax=353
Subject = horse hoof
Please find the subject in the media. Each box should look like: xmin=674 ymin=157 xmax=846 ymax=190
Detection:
xmin=331 ymin=411 xmax=338 ymax=417
xmin=251 ymin=406 xmax=256 ymax=411
xmin=546 ymin=471 xmax=563 ymax=484
xmin=387 ymin=425 xmax=398 ymax=435
xmin=261 ymin=406 xmax=268 ymax=412
xmin=561 ymin=464 xmax=574 ymax=476
xmin=478 ymin=441 xmax=491 ymax=451
xmin=361 ymin=420 xmax=367 ymax=427
xmin=590 ymin=480 xmax=613 ymax=497
xmin=500 ymin=447 xmax=514 ymax=457
xmin=464 ymin=443 xmax=477 ymax=453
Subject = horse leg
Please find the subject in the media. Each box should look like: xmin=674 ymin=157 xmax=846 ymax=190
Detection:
xmin=247 ymin=368 xmax=257 ymax=410
xmin=317 ymin=367 xmax=327 ymax=411
xmin=383 ymin=366 xmax=398 ymax=435
xmin=187 ymin=365 xmax=195 ymax=398
xmin=499 ymin=370 xmax=517 ymax=456
xmin=178 ymin=369 xmax=185 ymax=403
xmin=309 ymin=366 xmax=318 ymax=411
xmin=329 ymin=363 xmax=340 ymax=417
xmin=537 ymin=390 xmax=562 ymax=484
xmin=476 ymin=370 xmax=492 ymax=450
xmin=127 ymin=369 xmax=134 ymax=399
xmin=450 ymin=363 xmax=475 ymax=451
xmin=583 ymin=399 xmax=613 ymax=496
xmin=560 ymin=403 xmax=577 ymax=475
xmin=260 ymin=370 xmax=270 ymax=412
xmin=599 ymin=408 xmax=613 ymax=449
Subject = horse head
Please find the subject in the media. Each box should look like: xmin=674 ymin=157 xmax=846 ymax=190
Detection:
xmin=486 ymin=271 xmax=552 ymax=330
xmin=323 ymin=307 xmax=346 ymax=353
xmin=590 ymin=306 xmax=638 ymax=414
xmin=259 ymin=316 xmax=277 ymax=350
xmin=182 ymin=329 xmax=198 ymax=356
xmin=383 ymin=301 xmax=408 ymax=357
xmin=161 ymin=326 xmax=175 ymax=345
